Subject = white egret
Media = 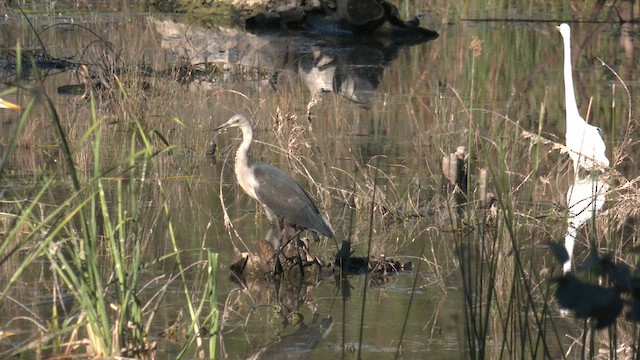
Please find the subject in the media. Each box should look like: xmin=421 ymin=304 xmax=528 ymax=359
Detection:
xmin=557 ymin=23 xmax=609 ymax=173
xmin=214 ymin=114 xmax=333 ymax=272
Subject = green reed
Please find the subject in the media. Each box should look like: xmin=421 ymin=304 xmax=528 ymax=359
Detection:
xmin=0 ymin=75 xmax=219 ymax=358
xmin=454 ymin=119 xmax=562 ymax=358
xmin=450 ymin=81 xmax=634 ymax=359
xmin=449 ymin=40 xmax=561 ymax=358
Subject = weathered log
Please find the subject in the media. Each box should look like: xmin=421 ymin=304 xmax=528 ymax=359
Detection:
xmin=147 ymin=0 xmax=438 ymax=40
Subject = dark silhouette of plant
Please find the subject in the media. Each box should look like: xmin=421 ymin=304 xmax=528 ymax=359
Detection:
xmin=551 ymin=241 xmax=640 ymax=329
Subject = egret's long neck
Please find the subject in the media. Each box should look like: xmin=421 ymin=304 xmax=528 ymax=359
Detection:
xmin=562 ymin=33 xmax=580 ymax=120
xmin=234 ymin=122 xmax=257 ymax=199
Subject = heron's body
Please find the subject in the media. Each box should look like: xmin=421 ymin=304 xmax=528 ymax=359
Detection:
xmin=557 ymin=23 xmax=609 ymax=172
xmin=0 ymin=98 xmax=22 ymax=110
xmin=217 ymin=114 xmax=333 ymax=239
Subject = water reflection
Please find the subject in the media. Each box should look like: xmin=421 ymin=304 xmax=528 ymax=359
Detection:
xmin=298 ymin=39 xmax=394 ymax=105
xmin=248 ymin=314 xmax=333 ymax=360
xmin=152 ymin=16 xmax=436 ymax=106
xmin=221 ymin=273 xmax=333 ymax=359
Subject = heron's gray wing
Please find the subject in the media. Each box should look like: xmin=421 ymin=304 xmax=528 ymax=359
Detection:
xmin=252 ymin=162 xmax=333 ymax=238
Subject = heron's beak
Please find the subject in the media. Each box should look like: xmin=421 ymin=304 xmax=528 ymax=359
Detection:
xmin=555 ymin=25 xmax=561 ymax=32
xmin=213 ymin=120 xmax=233 ymax=132
xmin=0 ymin=98 xmax=22 ymax=110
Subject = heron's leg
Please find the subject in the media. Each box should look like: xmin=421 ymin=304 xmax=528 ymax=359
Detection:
xmin=278 ymin=226 xmax=304 ymax=276
xmin=269 ymin=215 xmax=290 ymax=276
xmin=563 ymin=225 xmax=577 ymax=274
xmin=274 ymin=253 xmax=284 ymax=276
xmin=271 ymin=224 xmax=303 ymax=276
xmin=273 ymin=228 xmax=285 ymax=276
xmin=263 ymin=206 xmax=281 ymax=233
xmin=293 ymin=234 xmax=304 ymax=277
xmin=279 ymin=229 xmax=303 ymax=257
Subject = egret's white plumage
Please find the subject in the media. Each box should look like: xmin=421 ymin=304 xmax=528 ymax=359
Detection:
xmin=215 ymin=114 xmax=334 ymax=239
xmin=557 ymin=23 xmax=609 ymax=173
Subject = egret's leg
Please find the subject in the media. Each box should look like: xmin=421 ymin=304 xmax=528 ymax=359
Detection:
xmin=563 ymin=228 xmax=577 ymax=274
xmin=560 ymin=229 xmax=574 ymax=315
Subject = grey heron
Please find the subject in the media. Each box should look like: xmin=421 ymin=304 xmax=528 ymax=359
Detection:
xmin=215 ymin=114 xmax=334 ymax=271
xmin=557 ymin=23 xmax=609 ymax=173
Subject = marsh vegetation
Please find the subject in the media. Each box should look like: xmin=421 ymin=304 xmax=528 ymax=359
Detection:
xmin=1 ymin=0 xmax=640 ymax=359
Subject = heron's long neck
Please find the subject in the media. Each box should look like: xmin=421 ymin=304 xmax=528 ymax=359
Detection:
xmin=562 ymin=34 xmax=580 ymax=120
xmin=234 ymin=122 xmax=257 ymax=199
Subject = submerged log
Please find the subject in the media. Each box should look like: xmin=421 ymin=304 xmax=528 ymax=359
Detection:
xmin=334 ymin=240 xmax=412 ymax=275
xmin=229 ymin=240 xmax=276 ymax=280
xmin=229 ymin=238 xmax=332 ymax=281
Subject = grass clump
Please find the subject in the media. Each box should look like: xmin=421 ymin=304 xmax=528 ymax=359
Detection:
xmin=0 ymin=52 xmax=219 ymax=358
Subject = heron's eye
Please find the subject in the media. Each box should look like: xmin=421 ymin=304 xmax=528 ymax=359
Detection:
xmin=595 ymin=127 xmax=603 ymax=135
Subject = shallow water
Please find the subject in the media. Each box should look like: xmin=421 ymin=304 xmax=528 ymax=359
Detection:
xmin=1 ymin=1 xmax=638 ymax=358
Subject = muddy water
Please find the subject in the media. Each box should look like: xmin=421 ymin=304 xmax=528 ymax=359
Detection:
xmin=1 ymin=2 xmax=638 ymax=359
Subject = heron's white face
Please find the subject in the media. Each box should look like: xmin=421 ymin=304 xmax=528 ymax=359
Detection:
xmin=214 ymin=114 xmax=247 ymax=132
xmin=556 ymin=23 xmax=570 ymax=38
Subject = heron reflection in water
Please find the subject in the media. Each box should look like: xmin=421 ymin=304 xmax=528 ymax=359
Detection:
xmin=215 ymin=114 xmax=334 ymax=274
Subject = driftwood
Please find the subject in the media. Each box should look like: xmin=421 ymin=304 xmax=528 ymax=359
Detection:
xmin=230 ymin=238 xmax=411 ymax=282
xmin=245 ymin=0 xmax=439 ymax=40
xmin=146 ymin=0 xmax=439 ymax=40
xmin=334 ymin=240 xmax=412 ymax=275
xmin=229 ymin=238 xmax=330 ymax=281
xmin=441 ymin=146 xmax=468 ymax=215
xmin=441 ymin=145 xmax=496 ymax=220
xmin=441 ymin=146 xmax=467 ymax=198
